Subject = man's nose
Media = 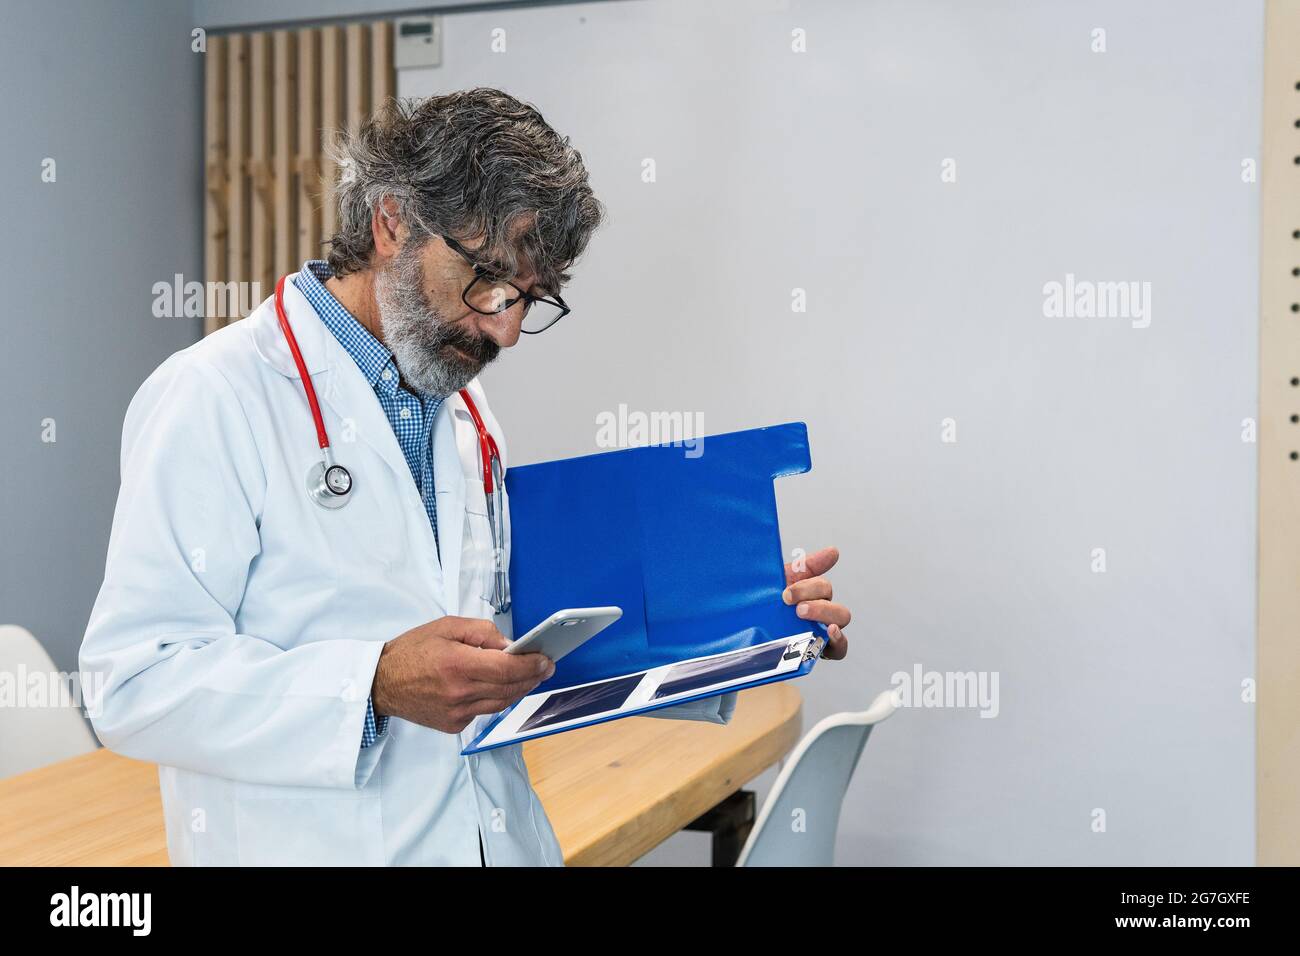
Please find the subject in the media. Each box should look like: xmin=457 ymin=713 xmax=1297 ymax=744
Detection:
xmin=473 ymin=302 xmax=523 ymax=348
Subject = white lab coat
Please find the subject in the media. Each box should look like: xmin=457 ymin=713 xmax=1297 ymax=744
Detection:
xmin=80 ymin=279 xmax=732 ymax=866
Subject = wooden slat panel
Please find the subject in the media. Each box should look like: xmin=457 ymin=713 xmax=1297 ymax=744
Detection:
xmin=273 ymin=30 xmax=297 ymax=280
xmin=319 ymin=25 xmax=345 ymax=244
xmin=225 ymin=34 xmax=249 ymax=332
xmin=203 ymin=35 xmax=228 ymax=336
xmin=249 ymin=32 xmax=274 ymax=307
xmin=205 ymin=20 xmax=396 ymax=319
xmin=345 ymin=24 xmax=371 ymax=135
xmin=296 ymin=28 xmax=321 ymax=266
xmin=1258 ymin=0 xmax=1300 ymax=867
xmin=371 ymin=20 xmax=394 ymax=112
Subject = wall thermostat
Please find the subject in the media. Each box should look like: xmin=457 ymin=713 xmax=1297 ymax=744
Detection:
xmin=394 ymin=16 xmax=442 ymax=70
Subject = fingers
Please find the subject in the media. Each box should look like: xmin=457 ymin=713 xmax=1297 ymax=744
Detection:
xmin=460 ymin=645 xmax=554 ymax=685
xmin=441 ymin=645 xmax=554 ymax=723
xmin=791 ymin=597 xmax=851 ymax=629
xmin=444 ymin=616 xmax=511 ymax=651
xmin=823 ymin=623 xmax=849 ymax=661
xmin=430 ymin=645 xmax=555 ymax=732
xmin=452 ymin=682 xmax=544 ymax=726
xmin=782 ymin=576 xmax=833 ymax=605
xmin=464 ymin=665 xmax=553 ymax=703
xmin=440 ymin=692 xmax=532 ymax=732
xmin=783 ymin=576 xmax=849 ymax=629
xmin=785 ymin=546 xmax=839 ymax=586
xmin=781 ymin=550 xmax=851 ymax=662
xmin=459 ymin=698 xmax=516 ymax=719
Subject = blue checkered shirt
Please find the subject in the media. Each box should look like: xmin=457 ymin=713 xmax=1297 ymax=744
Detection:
xmin=294 ymin=260 xmax=447 ymax=749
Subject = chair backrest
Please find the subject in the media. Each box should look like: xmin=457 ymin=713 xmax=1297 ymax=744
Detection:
xmin=737 ymin=689 xmax=897 ymax=866
xmin=0 ymin=625 xmax=97 ymax=778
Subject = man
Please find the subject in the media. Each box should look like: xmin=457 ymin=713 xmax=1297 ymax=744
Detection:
xmin=80 ymin=88 xmax=851 ymax=865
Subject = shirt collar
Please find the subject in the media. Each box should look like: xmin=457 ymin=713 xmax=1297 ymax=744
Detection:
xmin=293 ymin=260 xmax=403 ymax=396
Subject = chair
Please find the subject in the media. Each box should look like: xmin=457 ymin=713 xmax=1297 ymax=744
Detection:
xmin=736 ymin=689 xmax=897 ymax=866
xmin=0 ymin=625 xmax=97 ymax=778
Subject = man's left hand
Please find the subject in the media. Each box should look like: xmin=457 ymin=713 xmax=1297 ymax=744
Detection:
xmin=783 ymin=546 xmax=851 ymax=660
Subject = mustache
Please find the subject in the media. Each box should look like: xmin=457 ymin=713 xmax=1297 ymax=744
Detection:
xmin=440 ymin=322 xmax=500 ymax=367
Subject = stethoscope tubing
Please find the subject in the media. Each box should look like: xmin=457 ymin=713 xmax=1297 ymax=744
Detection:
xmin=274 ymin=274 xmax=331 ymax=453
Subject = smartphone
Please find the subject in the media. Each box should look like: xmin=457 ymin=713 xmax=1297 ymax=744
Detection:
xmin=505 ymin=606 xmax=623 ymax=661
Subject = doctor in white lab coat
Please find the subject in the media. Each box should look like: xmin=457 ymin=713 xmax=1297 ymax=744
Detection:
xmin=80 ymin=89 xmax=852 ymax=866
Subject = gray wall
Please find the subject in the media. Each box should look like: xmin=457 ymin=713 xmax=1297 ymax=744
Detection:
xmin=0 ymin=0 xmax=204 ymax=673
xmin=400 ymin=0 xmax=1262 ymax=865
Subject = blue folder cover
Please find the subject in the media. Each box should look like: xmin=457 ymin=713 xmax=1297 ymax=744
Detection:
xmin=461 ymin=421 xmax=826 ymax=754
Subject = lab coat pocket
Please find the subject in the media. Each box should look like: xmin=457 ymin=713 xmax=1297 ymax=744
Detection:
xmin=235 ymin=791 xmax=385 ymax=866
xmin=461 ymin=484 xmax=499 ymax=621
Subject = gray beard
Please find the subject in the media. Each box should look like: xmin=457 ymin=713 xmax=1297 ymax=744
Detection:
xmin=374 ymin=244 xmax=496 ymax=396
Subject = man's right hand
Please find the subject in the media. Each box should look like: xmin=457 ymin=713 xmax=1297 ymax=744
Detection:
xmin=370 ymin=616 xmax=554 ymax=734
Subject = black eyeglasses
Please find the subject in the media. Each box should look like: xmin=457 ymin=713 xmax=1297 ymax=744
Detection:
xmin=441 ymin=235 xmax=571 ymax=334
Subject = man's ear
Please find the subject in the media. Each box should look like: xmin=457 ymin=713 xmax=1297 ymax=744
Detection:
xmin=371 ymin=197 xmax=404 ymax=258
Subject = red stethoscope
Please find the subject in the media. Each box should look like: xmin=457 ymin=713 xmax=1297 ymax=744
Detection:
xmin=274 ymin=274 xmax=511 ymax=613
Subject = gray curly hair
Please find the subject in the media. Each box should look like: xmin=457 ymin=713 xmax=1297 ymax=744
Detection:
xmin=324 ymin=87 xmax=604 ymax=293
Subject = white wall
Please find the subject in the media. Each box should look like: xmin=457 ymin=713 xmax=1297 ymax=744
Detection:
xmin=401 ymin=0 xmax=1262 ymax=865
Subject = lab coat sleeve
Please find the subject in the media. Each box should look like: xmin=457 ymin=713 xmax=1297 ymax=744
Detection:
xmin=80 ymin=355 xmax=388 ymax=790
xmin=643 ymin=692 xmax=737 ymax=725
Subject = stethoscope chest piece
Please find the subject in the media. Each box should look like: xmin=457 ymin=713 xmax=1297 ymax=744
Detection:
xmin=274 ymin=274 xmax=355 ymax=512
xmin=308 ymin=459 xmax=353 ymax=509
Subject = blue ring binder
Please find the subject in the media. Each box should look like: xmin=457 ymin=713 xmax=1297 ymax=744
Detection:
xmin=462 ymin=421 xmax=828 ymax=754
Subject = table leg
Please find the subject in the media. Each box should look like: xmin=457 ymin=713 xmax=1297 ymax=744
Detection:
xmin=684 ymin=789 xmax=756 ymax=867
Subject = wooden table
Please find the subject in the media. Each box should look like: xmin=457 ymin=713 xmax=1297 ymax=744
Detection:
xmin=0 ymin=683 xmax=801 ymax=867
